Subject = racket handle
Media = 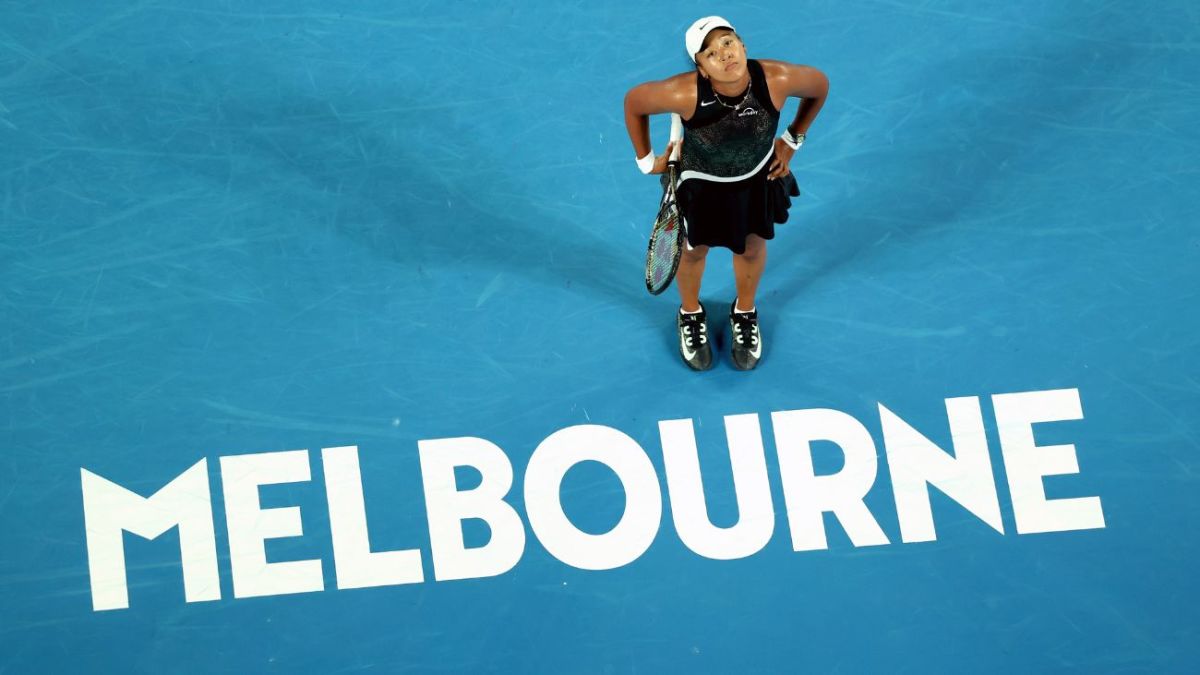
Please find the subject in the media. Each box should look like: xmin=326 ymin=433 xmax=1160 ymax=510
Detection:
xmin=668 ymin=113 xmax=683 ymax=162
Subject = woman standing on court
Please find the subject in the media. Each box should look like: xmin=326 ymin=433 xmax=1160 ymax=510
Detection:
xmin=623 ymin=17 xmax=828 ymax=371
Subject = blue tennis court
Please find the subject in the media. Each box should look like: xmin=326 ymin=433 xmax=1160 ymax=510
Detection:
xmin=2 ymin=1 xmax=1198 ymax=671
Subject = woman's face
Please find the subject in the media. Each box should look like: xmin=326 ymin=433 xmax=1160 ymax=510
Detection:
xmin=695 ymin=30 xmax=747 ymax=83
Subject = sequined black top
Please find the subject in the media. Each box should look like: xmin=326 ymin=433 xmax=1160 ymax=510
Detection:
xmin=680 ymin=60 xmax=779 ymax=182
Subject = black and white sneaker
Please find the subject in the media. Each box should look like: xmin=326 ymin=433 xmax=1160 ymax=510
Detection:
xmin=729 ymin=301 xmax=763 ymax=371
xmin=677 ymin=304 xmax=713 ymax=371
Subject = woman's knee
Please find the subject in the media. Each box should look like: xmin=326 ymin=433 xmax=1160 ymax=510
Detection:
xmin=738 ymin=235 xmax=767 ymax=261
xmin=681 ymin=244 xmax=710 ymax=264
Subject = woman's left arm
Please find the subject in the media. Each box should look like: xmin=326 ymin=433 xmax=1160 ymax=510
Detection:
xmin=763 ymin=61 xmax=829 ymax=180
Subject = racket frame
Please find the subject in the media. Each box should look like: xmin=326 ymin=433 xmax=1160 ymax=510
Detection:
xmin=643 ymin=114 xmax=686 ymax=295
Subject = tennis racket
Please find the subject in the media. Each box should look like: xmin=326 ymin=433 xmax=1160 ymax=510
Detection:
xmin=644 ymin=113 xmax=685 ymax=296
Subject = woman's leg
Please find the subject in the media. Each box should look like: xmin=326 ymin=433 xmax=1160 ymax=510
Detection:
xmin=675 ymin=244 xmax=713 ymax=370
xmin=731 ymin=234 xmax=767 ymax=310
xmin=676 ymin=244 xmax=710 ymax=312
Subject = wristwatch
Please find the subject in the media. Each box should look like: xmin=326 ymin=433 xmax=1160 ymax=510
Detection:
xmin=781 ymin=127 xmax=806 ymax=150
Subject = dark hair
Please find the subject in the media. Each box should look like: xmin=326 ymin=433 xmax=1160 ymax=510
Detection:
xmin=700 ymin=28 xmax=739 ymax=53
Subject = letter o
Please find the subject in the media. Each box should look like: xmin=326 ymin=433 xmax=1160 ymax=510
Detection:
xmin=524 ymin=425 xmax=662 ymax=570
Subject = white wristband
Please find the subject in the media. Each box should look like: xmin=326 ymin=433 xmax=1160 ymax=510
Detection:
xmin=781 ymin=128 xmax=806 ymax=150
xmin=636 ymin=151 xmax=656 ymax=174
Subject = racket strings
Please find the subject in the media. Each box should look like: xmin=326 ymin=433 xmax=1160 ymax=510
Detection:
xmin=644 ymin=165 xmax=683 ymax=295
xmin=647 ymin=208 xmax=682 ymax=292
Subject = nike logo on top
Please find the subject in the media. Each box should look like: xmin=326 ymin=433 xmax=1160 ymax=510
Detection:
xmin=700 ymin=99 xmax=716 ymax=107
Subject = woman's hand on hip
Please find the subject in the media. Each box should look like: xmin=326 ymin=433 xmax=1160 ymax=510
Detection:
xmin=768 ymin=138 xmax=795 ymax=180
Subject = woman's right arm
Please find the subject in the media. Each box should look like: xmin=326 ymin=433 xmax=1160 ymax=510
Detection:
xmin=623 ymin=74 xmax=694 ymax=174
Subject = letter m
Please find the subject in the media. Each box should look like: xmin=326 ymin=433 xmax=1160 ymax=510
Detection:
xmin=81 ymin=459 xmax=220 ymax=611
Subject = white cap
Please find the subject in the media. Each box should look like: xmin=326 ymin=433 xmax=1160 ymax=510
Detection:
xmin=685 ymin=16 xmax=735 ymax=62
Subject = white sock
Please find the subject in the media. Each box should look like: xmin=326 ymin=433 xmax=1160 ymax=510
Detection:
xmin=680 ymin=306 xmax=703 ymax=315
xmin=734 ymin=299 xmax=756 ymax=314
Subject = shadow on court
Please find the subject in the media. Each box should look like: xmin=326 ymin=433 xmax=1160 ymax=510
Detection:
xmin=772 ymin=35 xmax=1128 ymax=313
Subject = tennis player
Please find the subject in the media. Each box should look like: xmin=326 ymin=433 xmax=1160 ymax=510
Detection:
xmin=623 ymin=17 xmax=828 ymax=370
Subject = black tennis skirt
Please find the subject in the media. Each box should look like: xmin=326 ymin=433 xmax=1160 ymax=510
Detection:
xmin=673 ymin=159 xmax=800 ymax=255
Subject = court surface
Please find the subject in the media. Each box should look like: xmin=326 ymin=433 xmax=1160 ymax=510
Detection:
xmin=2 ymin=1 xmax=1198 ymax=672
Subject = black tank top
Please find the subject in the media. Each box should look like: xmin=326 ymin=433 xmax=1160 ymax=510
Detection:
xmin=680 ymin=60 xmax=779 ymax=182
